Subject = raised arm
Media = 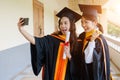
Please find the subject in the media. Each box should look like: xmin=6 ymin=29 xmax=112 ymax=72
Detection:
xmin=17 ymin=18 xmax=35 ymax=45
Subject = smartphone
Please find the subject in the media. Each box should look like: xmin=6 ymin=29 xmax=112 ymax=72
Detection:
xmin=20 ymin=18 xmax=29 ymax=26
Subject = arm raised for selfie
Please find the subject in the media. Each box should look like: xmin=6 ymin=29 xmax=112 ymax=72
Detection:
xmin=17 ymin=18 xmax=35 ymax=45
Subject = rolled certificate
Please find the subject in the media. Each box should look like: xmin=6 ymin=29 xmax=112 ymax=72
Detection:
xmin=63 ymin=31 xmax=70 ymax=59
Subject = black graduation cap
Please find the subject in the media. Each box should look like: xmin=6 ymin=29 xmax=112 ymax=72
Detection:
xmin=56 ymin=7 xmax=81 ymax=22
xmin=78 ymin=4 xmax=102 ymax=17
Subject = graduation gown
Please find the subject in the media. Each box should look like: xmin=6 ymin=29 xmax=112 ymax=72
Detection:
xmin=78 ymin=32 xmax=110 ymax=80
xmin=30 ymin=34 xmax=72 ymax=80
xmin=70 ymin=39 xmax=83 ymax=80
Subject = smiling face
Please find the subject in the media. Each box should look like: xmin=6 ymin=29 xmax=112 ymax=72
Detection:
xmin=81 ymin=16 xmax=97 ymax=32
xmin=59 ymin=17 xmax=71 ymax=35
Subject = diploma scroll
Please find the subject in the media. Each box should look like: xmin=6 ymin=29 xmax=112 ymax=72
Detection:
xmin=63 ymin=31 xmax=70 ymax=59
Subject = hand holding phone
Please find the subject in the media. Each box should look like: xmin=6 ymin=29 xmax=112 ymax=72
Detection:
xmin=20 ymin=18 xmax=29 ymax=26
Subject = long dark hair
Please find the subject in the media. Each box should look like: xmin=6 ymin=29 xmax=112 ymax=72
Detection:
xmin=58 ymin=16 xmax=77 ymax=53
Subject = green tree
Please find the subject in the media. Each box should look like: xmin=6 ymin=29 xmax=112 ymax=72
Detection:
xmin=108 ymin=22 xmax=120 ymax=38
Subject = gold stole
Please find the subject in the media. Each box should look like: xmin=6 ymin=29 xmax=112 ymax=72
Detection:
xmin=82 ymin=30 xmax=95 ymax=52
xmin=54 ymin=35 xmax=68 ymax=80
xmin=82 ymin=30 xmax=101 ymax=52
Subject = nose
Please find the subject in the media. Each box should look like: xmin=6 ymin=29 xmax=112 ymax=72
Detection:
xmin=61 ymin=24 xmax=65 ymax=28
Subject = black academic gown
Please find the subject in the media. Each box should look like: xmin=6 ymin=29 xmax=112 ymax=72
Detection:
xmin=30 ymin=34 xmax=72 ymax=80
xmin=78 ymin=32 xmax=110 ymax=80
xmin=70 ymin=40 xmax=83 ymax=80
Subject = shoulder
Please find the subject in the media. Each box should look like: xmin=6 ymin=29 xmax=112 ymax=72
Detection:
xmin=95 ymin=34 xmax=108 ymax=46
xmin=78 ymin=32 xmax=85 ymax=40
xmin=96 ymin=34 xmax=106 ymax=42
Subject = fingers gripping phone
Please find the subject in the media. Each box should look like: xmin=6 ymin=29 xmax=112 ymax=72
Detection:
xmin=20 ymin=18 xmax=29 ymax=26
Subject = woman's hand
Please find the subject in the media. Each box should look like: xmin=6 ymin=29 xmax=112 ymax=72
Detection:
xmin=17 ymin=17 xmax=35 ymax=45
xmin=90 ymin=30 xmax=100 ymax=41
xmin=64 ymin=43 xmax=71 ymax=60
xmin=17 ymin=18 xmax=24 ymax=31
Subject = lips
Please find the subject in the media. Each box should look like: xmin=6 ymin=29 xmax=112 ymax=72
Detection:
xmin=62 ymin=28 xmax=67 ymax=32
xmin=61 ymin=28 xmax=68 ymax=34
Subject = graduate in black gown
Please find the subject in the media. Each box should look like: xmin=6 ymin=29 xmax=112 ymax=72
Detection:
xmin=17 ymin=7 xmax=81 ymax=80
xmin=76 ymin=4 xmax=110 ymax=80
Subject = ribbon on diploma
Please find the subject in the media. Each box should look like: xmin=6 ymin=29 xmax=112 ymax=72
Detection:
xmin=64 ymin=42 xmax=69 ymax=46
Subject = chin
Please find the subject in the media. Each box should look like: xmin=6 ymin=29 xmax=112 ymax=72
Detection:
xmin=61 ymin=32 xmax=65 ymax=35
xmin=85 ymin=30 xmax=90 ymax=32
xmin=62 ymin=30 xmax=69 ymax=35
xmin=84 ymin=30 xmax=88 ymax=32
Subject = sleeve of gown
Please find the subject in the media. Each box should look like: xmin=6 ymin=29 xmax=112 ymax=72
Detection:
xmin=30 ymin=37 xmax=46 ymax=76
xmin=94 ymin=35 xmax=110 ymax=79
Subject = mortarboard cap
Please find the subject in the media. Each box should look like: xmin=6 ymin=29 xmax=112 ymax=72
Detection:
xmin=56 ymin=7 xmax=81 ymax=22
xmin=78 ymin=4 xmax=102 ymax=17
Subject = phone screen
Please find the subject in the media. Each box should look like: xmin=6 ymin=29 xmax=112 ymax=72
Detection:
xmin=23 ymin=18 xmax=29 ymax=25
xmin=20 ymin=18 xmax=29 ymax=26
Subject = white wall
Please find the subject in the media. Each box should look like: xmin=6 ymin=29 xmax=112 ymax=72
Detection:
xmin=0 ymin=0 xmax=33 ymax=51
xmin=0 ymin=0 xmax=68 ymax=51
